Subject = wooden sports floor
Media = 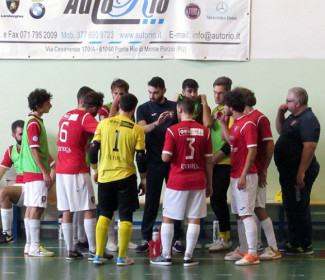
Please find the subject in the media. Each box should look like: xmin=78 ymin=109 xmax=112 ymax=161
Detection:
xmin=1 ymin=239 xmax=324 ymax=280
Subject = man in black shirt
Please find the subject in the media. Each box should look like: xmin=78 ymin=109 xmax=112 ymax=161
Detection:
xmin=274 ymin=87 xmax=320 ymax=255
xmin=136 ymin=77 xmax=184 ymax=253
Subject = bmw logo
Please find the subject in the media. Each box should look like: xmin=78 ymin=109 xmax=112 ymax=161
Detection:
xmin=29 ymin=3 xmax=45 ymax=19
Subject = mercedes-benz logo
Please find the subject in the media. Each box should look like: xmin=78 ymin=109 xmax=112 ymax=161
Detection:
xmin=216 ymin=2 xmax=228 ymax=14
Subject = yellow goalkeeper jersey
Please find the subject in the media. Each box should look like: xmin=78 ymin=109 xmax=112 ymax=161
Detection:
xmin=93 ymin=115 xmax=145 ymax=183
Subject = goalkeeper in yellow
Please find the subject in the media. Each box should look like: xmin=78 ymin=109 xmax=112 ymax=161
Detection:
xmin=89 ymin=93 xmax=146 ymax=266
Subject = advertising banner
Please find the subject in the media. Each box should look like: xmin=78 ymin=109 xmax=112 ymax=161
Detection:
xmin=0 ymin=0 xmax=251 ymax=60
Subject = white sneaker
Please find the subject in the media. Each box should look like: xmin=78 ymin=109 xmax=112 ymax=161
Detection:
xmin=224 ymin=247 xmax=244 ymax=261
xmin=205 ymin=241 xmax=217 ymax=249
xmin=235 ymin=253 xmax=260 ymax=266
xmin=106 ymin=240 xmax=118 ymax=252
xmin=128 ymin=241 xmax=138 ymax=249
xmin=24 ymin=243 xmax=30 ymax=254
xmin=209 ymin=239 xmax=232 ymax=252
xmin=28 ymin=244 xmax=55 ymax=257
xmin=259 ymin=246 xmax=282 ymax=261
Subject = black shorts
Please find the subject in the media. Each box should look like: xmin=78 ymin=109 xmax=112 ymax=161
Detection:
xmin=98 ymin=174 xmax=139 ymax=221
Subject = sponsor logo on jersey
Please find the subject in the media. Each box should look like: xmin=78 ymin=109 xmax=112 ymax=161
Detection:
xmin=178 ymin=128 xmax=203 ymax=136
xmin=120 ymin=121 xmax=134 ymax=129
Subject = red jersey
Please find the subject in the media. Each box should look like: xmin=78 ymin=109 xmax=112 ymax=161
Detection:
xmin=162 ymin=120 xmax=212 ymax=191
xmin=229 ymin=115 xmax=258 ymax=178
xmin=57 ymin=109 xmax=98 ymax=174
xmin=246 ymin=110 xmax=273 ymax=172
xmin=0 ymin=145 xmax=24 ymax=184
xmin=98 ymin=104 xmax=111 ymax=121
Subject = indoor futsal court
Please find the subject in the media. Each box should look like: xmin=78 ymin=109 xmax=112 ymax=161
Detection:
xmin=1 ymin=238 xmax=324 ymax=280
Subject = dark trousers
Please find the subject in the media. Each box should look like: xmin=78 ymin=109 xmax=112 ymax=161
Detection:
xmin=278 ymin=162 xmax=319 ymax=247
xmin=210 ymin=164 xmax=231 ymax=232
xmin=141 ymin=161 xmax=183 ymax=241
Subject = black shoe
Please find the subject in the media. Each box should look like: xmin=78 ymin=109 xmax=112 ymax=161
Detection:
xmin=0 ymin=232 xmax=14 ymax=244
xmin=150 ymin=254 xmax=172 ymax=266
xmin=183 ymin=256 xmax=199 ymax=267
xmin=88 ymin=251 xmax=114 ymax=261
xmin=103 ymin=250 xmax=114 ymax=260
xmin=286 ymin=245 xmax=314 ymax=255
xmin=136 ymin=240 xmax=149 ymax=253
xmin=173 ymin=240 xmax=185 ymax=253
xmin=75 ymin=241 xmax=89 ymax=255
xmin=66 ymin=250 xmax=83 ymax=260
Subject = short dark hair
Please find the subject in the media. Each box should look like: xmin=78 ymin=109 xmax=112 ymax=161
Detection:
xmin=11 ymin=120 xmax=24 ymax=133
xmin=148 ymin=76 xmax=165 ymax=89
xmin=213 ymin=76 xmax=232 ymax=92
xmin=182 ymin=79 xmax=199 ymax=90
xmin=77 ymin=86 xmax=94 ymax=102
xmin=177 ymin=96 xmax=195 ymax=114
xmin=83 ymin=91 xmax=104 ymax=109
xmin=120 ymin=93 xmax=138 ymax=112
xmin=111 ymin=78 xmax=129 ymax=93
xmin=28 ymin=89 xmax=52 ymax=111
xmin=241 ymin=88 xmax=256 ymax=107
xmin=224 ymin=88 xmax=246 ymax=113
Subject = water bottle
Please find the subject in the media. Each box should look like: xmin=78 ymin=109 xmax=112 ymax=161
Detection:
xmin=58 ymin=214 xmax=63 ymax=240
xmin=213 ymin=218 xmax=220 ymax=242
xmin=152 ymin=228 xmax=159 ymax=241
xmin=295 ymin=185 xmax=301 ymax=202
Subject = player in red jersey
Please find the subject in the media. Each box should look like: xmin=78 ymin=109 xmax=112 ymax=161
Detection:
xmin=56 ymin=88 xmax=106 ymax=260
xmin=242 ymin=89 xmax=281 ymax=260
xmin=0 ymin=120 xmax=56 ymax=245
xmin=218 ymin=88 xmax=260 ymax=266
xmin=20 ymin=89 xmax=55 ymax=257
xmin=0 ymin=120 xmax=25 ymax=243
xmin=150 ymin=97 xmax=213 ymax=267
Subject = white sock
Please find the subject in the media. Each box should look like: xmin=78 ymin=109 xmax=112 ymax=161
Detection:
xmin=77 ymin=212 xmax=86 ymax=243
xmin=237 ymin=219 xmax=248 ymax=253
xmin=242 ymin=217 xmax=257 ymax=255
xmin=62 ymin=223 xmax=74 ymax=252
xmin=72 ymin=212 xmax=78 ymax=245
xmin=24 ymin=218 xmax=31 ymax=244
xmin=1 ymin=208 xmax=13 ymax=235
xmin=261 ymin=218 xmax=278 ymax=251
xmin=29 ymin=219 xmax=41 ymax=246
xmin=84 ymin=218 xmax=96 ymax=253
xmin=185 ymin=223 xmax=200 ymax=257
xmin=107 ymin=215 xmax=116 ymax=243
xmin=253 ymin=213 xmax=262 ymax=248
xmin=161 ymin=223 xmax=174 ymax=257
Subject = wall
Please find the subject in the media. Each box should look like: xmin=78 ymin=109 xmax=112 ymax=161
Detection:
xmin=0 ymin=0 xmax=324 ymax=201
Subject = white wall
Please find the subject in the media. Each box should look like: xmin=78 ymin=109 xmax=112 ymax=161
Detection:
xmin=0 ymin=0 xmax=324 ymax=201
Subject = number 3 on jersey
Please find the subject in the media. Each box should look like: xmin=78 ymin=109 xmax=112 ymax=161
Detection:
xmin=186 ymin=137 xmax=195 ymax=160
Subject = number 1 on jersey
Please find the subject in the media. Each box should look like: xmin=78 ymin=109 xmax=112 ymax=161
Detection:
xmin=113 ymin=130 xmax=120 ymax=151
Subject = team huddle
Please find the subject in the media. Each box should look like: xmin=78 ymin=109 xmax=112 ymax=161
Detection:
xmin=0 ymin=76 xmax=320 ymax=267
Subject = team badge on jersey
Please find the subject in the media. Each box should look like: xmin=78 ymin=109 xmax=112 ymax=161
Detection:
xmin=32 ymin=136 xmax=39 ymax=142
xmin=290 ymin=120 xmax=298 ymax=127
xmin=41 ymin=196 xmax=47 ymax=203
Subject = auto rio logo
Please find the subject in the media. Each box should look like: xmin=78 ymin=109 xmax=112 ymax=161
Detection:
xmin=185 ymin=3 xmax=200 ymax=19
xmin=29 ymin=3 xmax=45 ymax=19
xmin=63 ymin=0 xmax=170 ymax=25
